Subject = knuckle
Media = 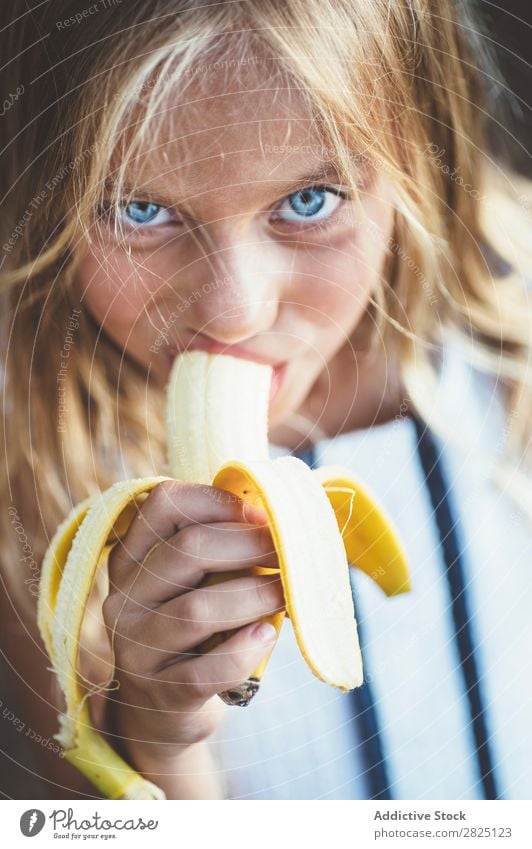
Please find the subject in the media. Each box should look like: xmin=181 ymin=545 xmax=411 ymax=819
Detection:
xmin=179 ymin=590 xmax=210 ymax=632
xmin=175 ymin=524 xmax=205 ymax=562
xmin=107 ymin=540 xmax=130 ymax=580
xmin=257 ymin=576 xmax=283 ymax=613
xmin=147 ymin=479 xmax=183 ymax=512
xmin=179 ymin=662 xmax=210 ymax=701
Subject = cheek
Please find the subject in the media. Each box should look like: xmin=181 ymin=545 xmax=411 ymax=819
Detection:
xmin=74 ymin=243 xmax=162 ymax=341
xmin=292 ymin=228 xmax=390 ymax=337
xmin=296 ymin=188 xmax=395 ymax=337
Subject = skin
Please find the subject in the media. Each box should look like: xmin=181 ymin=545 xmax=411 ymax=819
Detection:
xmin=70 ymin=62 xmax=400 ymax=797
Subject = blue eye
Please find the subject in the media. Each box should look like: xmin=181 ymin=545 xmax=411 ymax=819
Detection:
xmin=274 ymin=187 xmax=346 ymax=224
xmin=118 ymin=201 xmax=175 ymax=228
xmin=289 ymin=188 xmax=326 ymax=217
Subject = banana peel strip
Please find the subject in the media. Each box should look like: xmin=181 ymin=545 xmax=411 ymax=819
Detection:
xmin=213 ymin=457 xmax=363 ymax=690
xmin=38 ymin=477 xmax=169 ymax=799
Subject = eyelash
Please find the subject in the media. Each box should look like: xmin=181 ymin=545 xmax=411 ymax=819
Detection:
xmin=98 ymin=184 xmax=352 ymax=238
xmin=271 ymin=186 xmax=351 ymax=232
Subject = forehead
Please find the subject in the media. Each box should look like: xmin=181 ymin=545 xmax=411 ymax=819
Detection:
xmin=116 ymin=55 xmax=336 ymax=198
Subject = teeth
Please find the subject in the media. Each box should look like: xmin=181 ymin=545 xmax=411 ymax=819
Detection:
xmin=38 ymin=349 xmax=410 ymax=800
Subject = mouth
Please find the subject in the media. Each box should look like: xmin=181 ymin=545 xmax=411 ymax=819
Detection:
xmin=269 ymin=362 xmax=287 ymax=402
xmin=164 ymin=341 xmax=288 ymax=403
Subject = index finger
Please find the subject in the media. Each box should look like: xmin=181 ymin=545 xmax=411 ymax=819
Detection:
xmin=109 ymin=479 xmax=267 ymax=572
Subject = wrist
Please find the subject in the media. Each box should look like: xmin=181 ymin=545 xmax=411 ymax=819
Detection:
xmin=99 ymin=694 xmax=190 ymax=766
xmin=120 ymin=738 xmax=194 ymax=771
xmin=98 ymin=696 xmax=225 ymax=799
xmin=130 ymin=739 xmax=225 ymax=800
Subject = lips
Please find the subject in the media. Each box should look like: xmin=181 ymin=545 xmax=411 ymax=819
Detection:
xmin=269 ymin=362 xmax=287 ymax=401
xmin=165 ymin=340 xmax=288 ymax=402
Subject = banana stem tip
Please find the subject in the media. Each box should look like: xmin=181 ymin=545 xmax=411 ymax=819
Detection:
xmin=219 ymin=677 xmax=260 ymax=707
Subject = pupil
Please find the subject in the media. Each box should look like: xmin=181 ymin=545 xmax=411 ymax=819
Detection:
xmin=289 ymin=188 xmax=325 ymax=217
xmin=126 ymin=201 xmax=159 ymax=223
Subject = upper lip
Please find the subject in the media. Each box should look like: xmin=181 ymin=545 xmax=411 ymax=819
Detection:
xmin=167 ymin=338 xmax=286 ymax=368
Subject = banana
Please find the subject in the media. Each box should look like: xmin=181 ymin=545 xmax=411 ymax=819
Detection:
xmin=167 ymin=349 xmax=270 ymax=482
xmin=168 ymin=353 xmax=410 ymax=703
xmin=39 ymin=478 xmax=169 ymax=799
xmin=37 ymin=350 xmax=410 ymax=799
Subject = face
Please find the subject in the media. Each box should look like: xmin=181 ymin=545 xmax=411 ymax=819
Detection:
xmin=74 ymin=59 xmax=395 ymax=433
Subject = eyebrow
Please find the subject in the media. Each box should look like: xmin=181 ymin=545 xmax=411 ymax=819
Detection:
xmin=103 ymin=162 xmax=347 ymax=208
xmin=268 ymin=163 xmax=347 ymax=193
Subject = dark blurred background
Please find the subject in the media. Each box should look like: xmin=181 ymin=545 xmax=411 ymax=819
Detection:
xmin=483 ymin=0 xmax=532 ymax=176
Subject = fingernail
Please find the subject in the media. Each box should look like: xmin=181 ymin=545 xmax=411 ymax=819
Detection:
xmin=252 ymin=621 xmax=277 ymax=643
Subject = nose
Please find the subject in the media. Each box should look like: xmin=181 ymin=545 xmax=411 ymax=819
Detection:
xmin=178 ymin=238 xmax=283 ymax=345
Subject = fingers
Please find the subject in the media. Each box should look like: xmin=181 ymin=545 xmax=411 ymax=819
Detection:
xmin=155 ymin=619 xmax=280 ymax=707
xmin=108 ymin=479 xmax=267 ymax=577
xmin=107 ymin=574 xmax=284 ymax=675
xmin=112 ymin=520 xmax=278 ymax=608
xmin=102 ymin=478 xmax=281 ymax=710
xmin=152 ymin=573 xmax=284 ymax=662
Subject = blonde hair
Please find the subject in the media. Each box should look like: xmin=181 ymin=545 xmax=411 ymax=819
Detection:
xmin=1 ymin=0 xmax=531 ymax=617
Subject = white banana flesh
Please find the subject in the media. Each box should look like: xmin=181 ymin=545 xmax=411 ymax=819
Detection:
xmin=167 ymin=351 xmax=270 ymax=482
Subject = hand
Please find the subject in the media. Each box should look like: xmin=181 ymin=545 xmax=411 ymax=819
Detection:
xmin=101 ymin=480 xmax=283 ymax=765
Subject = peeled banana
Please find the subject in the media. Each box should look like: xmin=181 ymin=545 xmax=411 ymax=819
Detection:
xmin=37 ymin=350 xmax=410 ymax=799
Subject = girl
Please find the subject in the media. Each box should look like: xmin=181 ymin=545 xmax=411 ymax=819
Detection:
xmin=1 ymin=0 xmax=531 ymax=800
